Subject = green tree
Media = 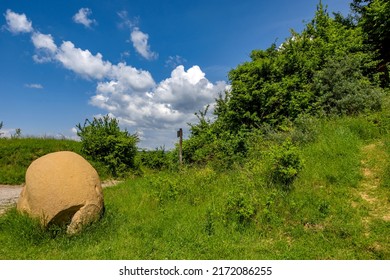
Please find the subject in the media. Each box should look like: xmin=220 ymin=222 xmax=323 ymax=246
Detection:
xmin=76 ymin=115 xmax=139 ymax=177
xmin=313 ymin=54 xmax=383 ymax=115
xmin=217 ymin=2 xmax=380 ymax=131
xmin=352 ymin=0 xmax=390 ymax=86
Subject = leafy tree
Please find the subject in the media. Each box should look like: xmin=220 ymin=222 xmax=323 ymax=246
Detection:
xmin=217 ymin=2 xmax=380 ymax=131
xmin=12 ymin=128 xmax=22 ymax=139
xmin=352 ymin=0 xmax=390 ymax=86
xmin=76 ymin=115 xmax=139 ymax=177
xmin=313 ymin=54 xmax=383 ymax=115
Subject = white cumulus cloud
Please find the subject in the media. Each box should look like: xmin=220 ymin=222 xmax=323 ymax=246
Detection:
xmin=130 ymin=27 xmax=158 ymax=60
xmin=55 ymin=41 xmax=112 ymax=80
xmin=72 ymin=8 xmax=97 ymax=28
xmin=4 ymin=9 xmax=33 ymax=34
xmin=90 ymin=65 xmax=228 ymax=131
xmin=31 ymin=32 xmax=57 ymax=52
xmin=31 ymin=32 xmax=57 ymax=63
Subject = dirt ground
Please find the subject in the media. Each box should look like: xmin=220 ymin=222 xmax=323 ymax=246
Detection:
xmin=0 ymin=185 xmax=22 ymax=215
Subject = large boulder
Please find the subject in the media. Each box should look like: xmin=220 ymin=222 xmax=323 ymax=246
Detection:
xmin=17 ymin=151 xmax=104 ymax=234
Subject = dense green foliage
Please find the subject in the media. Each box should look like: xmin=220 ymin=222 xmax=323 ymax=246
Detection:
xmin=136 ymin=147 xmax=177 ymax=170
xmin=222 ymin=3 xmax=382 ymax=130
xmin=76 ymin=115 xmax=139 ymax=177
xmin=0 ymin=138 xmax=81 ymax=184
xmin=352 ymin=0 xmax=390 ymax=86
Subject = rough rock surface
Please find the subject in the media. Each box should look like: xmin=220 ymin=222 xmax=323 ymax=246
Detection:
xmin=17 ymin=151 xmax=104 ymax=234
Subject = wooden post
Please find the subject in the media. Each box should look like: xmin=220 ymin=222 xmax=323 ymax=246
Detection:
xmin=177 ymin=128 xmax=183 ymax=165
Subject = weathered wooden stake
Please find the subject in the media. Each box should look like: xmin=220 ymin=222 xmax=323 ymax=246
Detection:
xmin=177 ymin=128 xmax=183 ymax=165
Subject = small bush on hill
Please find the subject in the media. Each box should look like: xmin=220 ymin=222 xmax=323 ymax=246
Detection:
xmin=269 ymin=139 xmax=304 ymax=189
xmin=76 ymin=115 xmax=139 ymax=177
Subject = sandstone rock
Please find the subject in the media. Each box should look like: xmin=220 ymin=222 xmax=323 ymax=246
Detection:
xmin=17 ymin=151 xmax=104 ymax=234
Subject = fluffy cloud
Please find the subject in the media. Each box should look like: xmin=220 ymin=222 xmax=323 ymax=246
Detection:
xmin=4 ymin=9 xmax=33 ymax=34
xmin=91 ymin=65 xmax=228 ymax=131
xmin=117 ymin=10 xmax=158 ymax=62
xmin=153 ymin=65 xmax=227 ymax=113
xmin=72 ymin=8 xmax=97 ymax=28
xmin=130 ymin=27 xmax=158 ymax=60
xmin=31 ymin=32 xmax=57 ymax=52
xmin=55 ymin=41 xmax=112 ymax=80
xmin=0 ymin=128 xmax=16 ymax=138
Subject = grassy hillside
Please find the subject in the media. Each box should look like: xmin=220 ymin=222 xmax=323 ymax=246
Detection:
xmin=0 ymin=115 xmax=389 ymax=259
xmin=0 ymin=138 xmax=82 ymax=184
xmin=0 ymin=138 xmax=116 ymax=184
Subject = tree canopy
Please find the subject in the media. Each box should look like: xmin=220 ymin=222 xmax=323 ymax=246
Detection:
xmin=218 ymin=2 xmax=383 ymax=131
xmin=352 ymin=0 xmax=390 ymax=86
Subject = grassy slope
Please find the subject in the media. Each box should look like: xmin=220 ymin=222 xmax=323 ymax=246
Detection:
xmin=0 ymin=138 xmax=82 ymax=184
xmin=0 ymin=138 xmax=112 ymax=184
xmin=0 ymin=116 xmax=389 ymax=259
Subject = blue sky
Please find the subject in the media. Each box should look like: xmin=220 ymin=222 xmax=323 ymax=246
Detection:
xmin=0 ymin=0 xmax=351 ymax=149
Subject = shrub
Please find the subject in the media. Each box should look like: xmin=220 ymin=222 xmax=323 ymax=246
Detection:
xmin=269 ymin=139 xmax=304 ymax=189
xmin=182 ymin=107 xmax=248 ymax=169
xmin=76 ymin=115 xmax=139 ymax=177
xmin=224 ymin=191 xmax=257 ymax=229
xmin=137 ymin=147 xmax=173 ymax=170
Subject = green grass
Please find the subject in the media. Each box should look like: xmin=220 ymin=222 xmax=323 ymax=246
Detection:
xmin=0 ymin=138 xmax=82 ymax=184
xmin=0 ymin=138 xmax=114 ymax=184
xmin=0 ymin=115 xmax=389 ymax=259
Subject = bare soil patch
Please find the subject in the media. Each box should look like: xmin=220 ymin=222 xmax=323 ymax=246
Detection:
xmin=357 ymin=142 xmax=390 ymax=222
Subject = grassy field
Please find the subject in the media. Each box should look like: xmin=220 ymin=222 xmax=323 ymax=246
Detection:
xmin=1 ymin=115 xmax=390 ymax=259
xmin=0 ymin=137 xmax=116 ymax=184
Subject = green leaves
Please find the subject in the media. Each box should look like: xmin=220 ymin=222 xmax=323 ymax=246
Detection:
xmin=76 ymin=115 xmax=139 ymax=177
xmin=219 ymin=2 xmax=383 ymax=133
xmin=355 ymin=0 xmax=390 ymax=86
xmin=269 ymin=140 xmax=304 ymax=189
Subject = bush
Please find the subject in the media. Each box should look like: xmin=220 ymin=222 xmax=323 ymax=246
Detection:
xmin=137 ymin=147 xmax=178 ymax=170
xmin=269 ymin=139 xmax=304 ymax=189
xmin=224 ymin=191 xmax=258 ymax=229
xmin=181 ymin=107 xmax=248 ymax=169
xmin=76 ymin=115 xmax=139 ymax=177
